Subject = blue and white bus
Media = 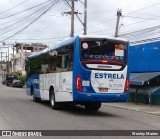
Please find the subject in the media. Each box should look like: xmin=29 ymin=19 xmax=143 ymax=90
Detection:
xmin=26 ymin=35 xmax=129 ymax=111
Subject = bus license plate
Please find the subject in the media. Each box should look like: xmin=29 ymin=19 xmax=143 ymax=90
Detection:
xmin=99 ymin=88 xmax=108 ymax=92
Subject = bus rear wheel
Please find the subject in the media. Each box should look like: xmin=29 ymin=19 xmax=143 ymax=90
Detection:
xmin=32 ymin=88 xmax=41 ymax=102
xmin=50 ymin=90 xmax=61 ymax=110
xmin=85 ymin=102 xmax=101 ymax=111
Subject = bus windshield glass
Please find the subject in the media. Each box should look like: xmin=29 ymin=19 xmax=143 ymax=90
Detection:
xmin=81 ymin=38 xmax=127 ymax=63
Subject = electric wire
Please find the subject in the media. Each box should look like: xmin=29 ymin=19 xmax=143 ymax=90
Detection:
xmin=0 ymin=0 xmax=29 ymax=15
xmin=125 ymin=2 xmax=160 ymax=15
xmin=0 ymin=1 xmax=54 ymax=33
xmin=0 ymin=0 xmax=53 ymax=19
xmin=0 ymin=0 xmax=60 ymax=42
xmin=124 ymin=15 xmax=160 ymax=20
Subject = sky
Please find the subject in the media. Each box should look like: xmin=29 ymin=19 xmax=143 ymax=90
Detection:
xmin=0 ymin=0 xmax=160 ymax=47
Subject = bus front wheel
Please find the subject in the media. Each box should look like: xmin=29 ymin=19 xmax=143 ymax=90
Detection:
xmin=85 ymin=102 xmax=101 ymax=111
xmin=32 ymin=88 xmax=41 ymax=102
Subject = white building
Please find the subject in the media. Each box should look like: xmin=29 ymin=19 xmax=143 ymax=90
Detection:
xmin=10 ymin=43 xmax=47 ymax=75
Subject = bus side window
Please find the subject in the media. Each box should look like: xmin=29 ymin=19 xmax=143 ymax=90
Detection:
xmin=68 ymin=54 xmax=73 ymax=71
xmin=62 ymin=55 xmax=69 ymax=69
xmin=54 ymin=44 xmax=74 ymax=72
xmin=41 ymin=64 xmax=48 ymax=73
xmin=49 ymin=56 xmax=57 ymax=73
xmin=57 ymin=56 xmax=62 ymax=68
xmin=56 ymin=55 xmax=69 ymax=72
xmin=56 ymin=56 xmax=62 ymax=72
xmin=67 ymin=45 xmax=74 ymax=71
xmin=29 ymin=58 xmax=37 ymax=75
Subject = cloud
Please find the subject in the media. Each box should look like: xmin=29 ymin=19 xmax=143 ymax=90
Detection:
xmin=0 ymin=0 xmax=160 ymax=45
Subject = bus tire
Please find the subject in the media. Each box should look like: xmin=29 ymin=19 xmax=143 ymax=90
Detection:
xmin=85 ymin=102 xmax=101 ymax=111
xmin=32 ymin=88 xmax=41 ymax=102
xmin=50 ymin=90 xmax=60 ymax=110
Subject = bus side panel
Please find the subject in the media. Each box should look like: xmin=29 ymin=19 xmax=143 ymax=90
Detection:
xmin=39 ymin=72 xmax=73 ymax=102
xmin=26 ymin=74 xmax=40 ymax=98
xmin=55 ymin=72 xmax=73 ymax=102
xmin=39 ymin=73 xmax=55 ymax=100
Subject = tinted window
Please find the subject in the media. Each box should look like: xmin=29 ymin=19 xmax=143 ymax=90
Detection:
xmin=81 ymin=39 xmax=127 ymax=63
xmin=56 ymin=45 xmax=74 ymax=72
xmin=28 ymin=44 xmax=74 ymax=75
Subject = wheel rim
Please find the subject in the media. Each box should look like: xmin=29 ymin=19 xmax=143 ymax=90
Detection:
xmin=51 ymin=94 xmax=54 ymax=106
xmin=33 ymin=93 xmax=35 ymax=101
xmin=33 ymin=90 xmax=35 ymax=101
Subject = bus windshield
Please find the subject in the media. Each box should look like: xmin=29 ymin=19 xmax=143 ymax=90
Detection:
xmin=81 ymin=38 xmax=127 ymax=63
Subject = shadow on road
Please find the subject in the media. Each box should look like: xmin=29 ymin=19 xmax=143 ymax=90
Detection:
xmin=31 ymin=100 xmax=119 ymax=118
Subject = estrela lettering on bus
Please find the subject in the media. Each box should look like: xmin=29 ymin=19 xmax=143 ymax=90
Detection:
xmin=95 ymin=73 xmax=124 ymax=79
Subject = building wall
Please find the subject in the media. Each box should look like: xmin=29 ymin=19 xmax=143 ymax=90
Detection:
xmin=13 ymin=43 xmax=47 ymax=75
xmin=0 ymin=64 xmax=7 ymax=75
xmin=129 ymin=41 xmax=160 ymax=72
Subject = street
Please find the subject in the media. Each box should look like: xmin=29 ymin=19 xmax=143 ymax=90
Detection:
xmin=0 ymin=83 xmax=160 ymax=132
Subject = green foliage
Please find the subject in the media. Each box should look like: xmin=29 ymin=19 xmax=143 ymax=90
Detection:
xmin=15 ymin=72 xmax=22 ymax=77
xmin=17 ymin=75 xmax=26 ymax=86
xmin=15 ymin=72 xmax=26 ymax=85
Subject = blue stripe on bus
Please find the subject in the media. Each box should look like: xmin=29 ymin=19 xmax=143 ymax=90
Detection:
xmin=26 ymin=74 xmax=41 ymax=98
xmin=74 ymin=92 xmax=129 ymax=102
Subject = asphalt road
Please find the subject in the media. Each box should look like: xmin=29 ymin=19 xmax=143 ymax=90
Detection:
xmin=0 ymin=83 xmax=160 ymax=138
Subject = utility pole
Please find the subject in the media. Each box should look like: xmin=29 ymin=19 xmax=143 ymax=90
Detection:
xmin=115 ymin=9 xmax=122 ymax=37
xmin=71 ymin=0 xmax=75 ymax=37
xmin=63 ymin=0 xmax=87 ymax=36
xmin=84 ymin=0 xmax=87 ymax=35
xmin=79 ymin=0 xmax=87 ymax=35
xmin=2 ymin=43 xmax=15 ymax=74
xmin=63 ymin=0 xmax=78 ymax=37
xmin=2 ymin=43 xmax=10 ymax=74
xmin=13 ymin=46 xmax=15 ymax=74
xmin=0 ymin=47 xmax=9 ymax=74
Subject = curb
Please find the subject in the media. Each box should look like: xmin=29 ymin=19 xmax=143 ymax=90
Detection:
xmin=104 ymin=104 xmax=160 ymax=116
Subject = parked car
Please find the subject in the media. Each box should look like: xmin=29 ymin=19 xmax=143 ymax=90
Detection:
xmin=6 ymin=75 xmax=15 ymax=86
xmin=12 ymin=79 xmax=23 ymax=88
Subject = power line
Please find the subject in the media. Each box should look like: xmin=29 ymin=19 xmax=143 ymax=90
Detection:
xmin=87 ymin=18 xmax=115 ymax=29
xmin=8 ymin=35 xmax=69 ymax=40
xmin=0 ymin=0 xmax=29 ymax=15
xmin=120 ymin=24 xmax=160 ymax=37
xmin=0 ymin=0 xmax=52 ymax=19
xmin=87 ymin=19 xmax=158 ymax=35
xmin=0 ymin=1 xmax=53 ymax=35
xmin=123 ymin=27 xmax=160 ymax=41
xmin=113 ymin=2 xmax=160 ymax=38
xmin=126 ymin=2 xmax=160 ymax=15
xmin=124 ymin=15 xmax=160 ymax=20
xmin=118 ymin=13 xmax=160 ymax=37
xmin=137 ymin=28 xmax=160 ymax=38
xmin=87 ymin=26 xmax=116 ymax=34
xmin=75 ymin=17 xmax=116 ymax=33
xmin=28 ymin=1 xmax=66 ymax=37
xmin=89 ymin=3 xmax=160 ymax=37
xmin=85 ymin=17 xmax=159 ymax=35
xmin=0 ymin=0 xmax=64 ymax=28
xmin=131 ymin=36 xmax=160 ymax=45
xmin=0 ymin=0 xmax=60 ymax=42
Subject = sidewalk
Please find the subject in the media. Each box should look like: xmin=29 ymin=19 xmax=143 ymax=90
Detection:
xmin=104 ymin=102 xmax=160 ymax=116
